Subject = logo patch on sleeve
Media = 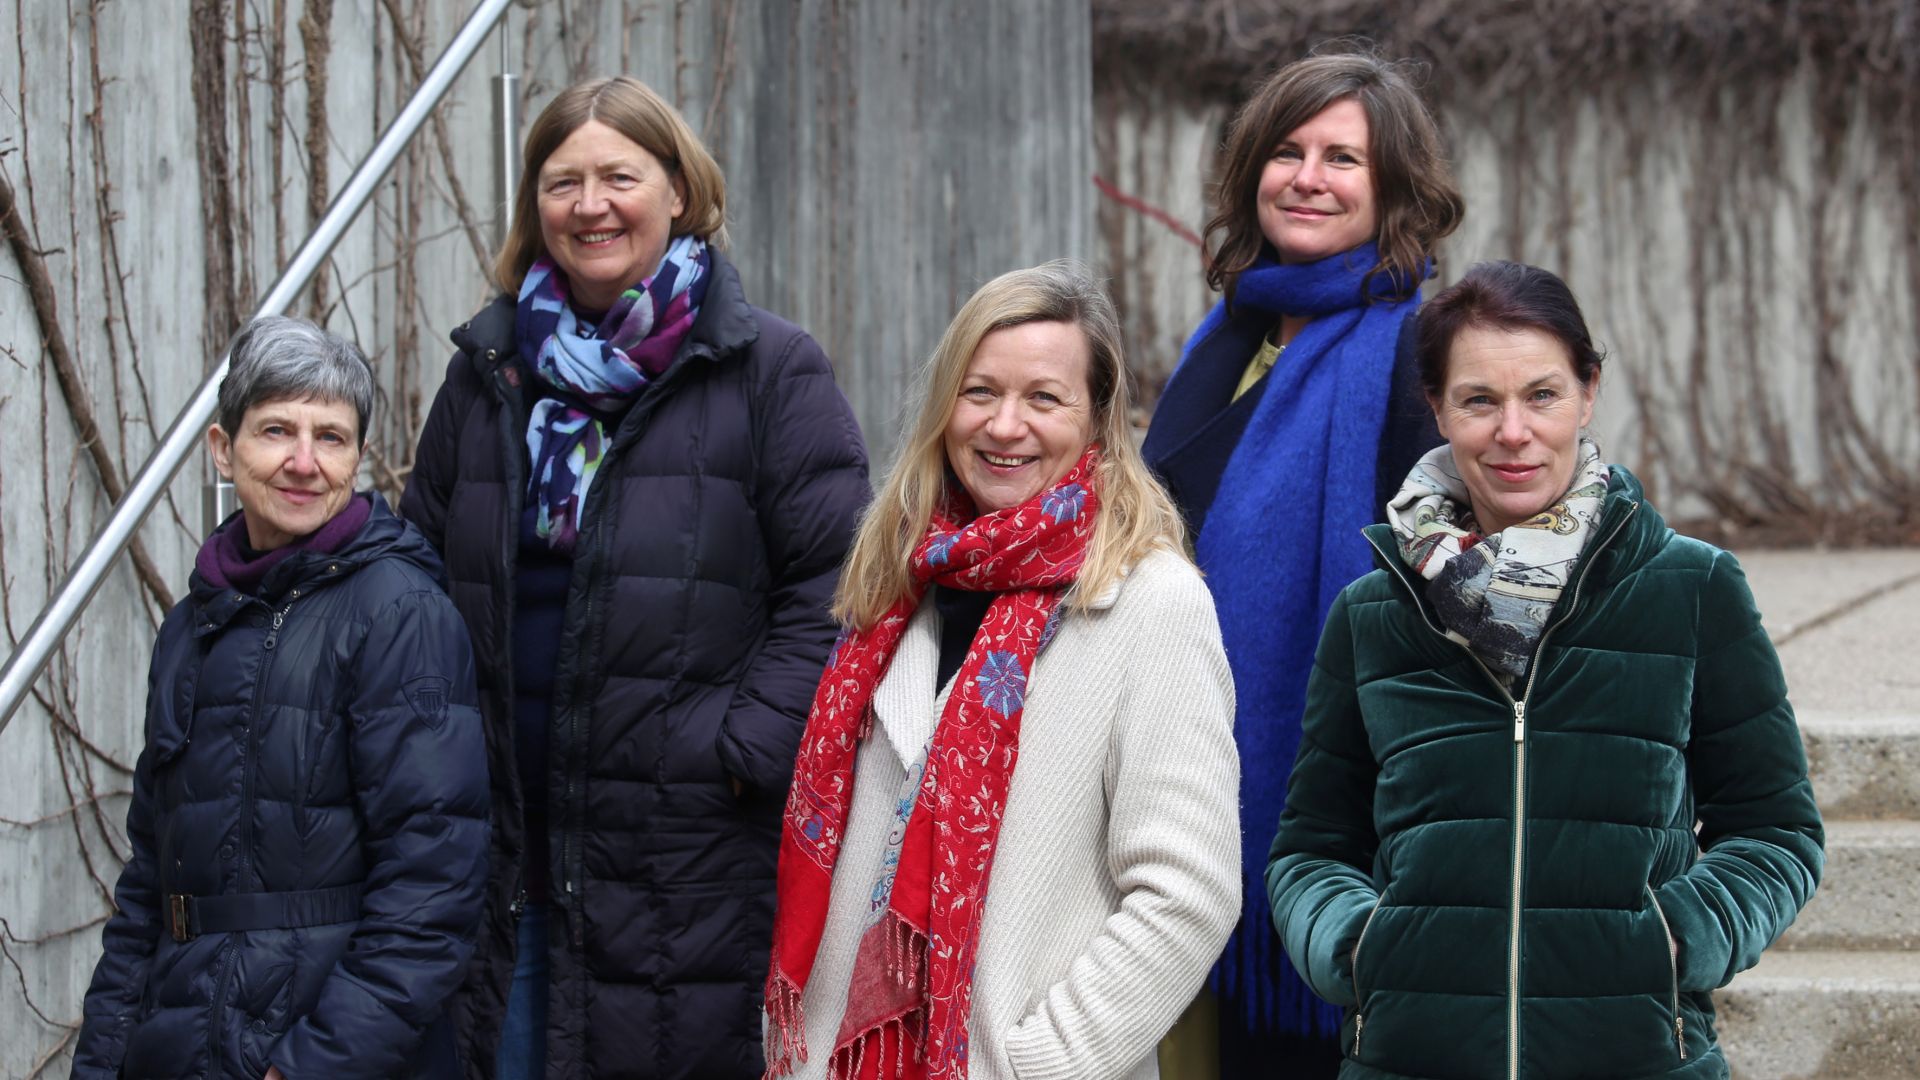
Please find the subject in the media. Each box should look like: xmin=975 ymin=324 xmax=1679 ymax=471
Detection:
xmin=405 ymin=675 xmax=451 ymax=730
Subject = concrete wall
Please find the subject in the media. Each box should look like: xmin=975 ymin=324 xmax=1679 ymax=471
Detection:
xmin=0 ymin=1 xmax=1089 ymax=1072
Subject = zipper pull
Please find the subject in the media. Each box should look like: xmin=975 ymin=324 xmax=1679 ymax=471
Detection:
xmin=1512 ymin=701 xmax=1526 ymax=742
xmin=509 ymin=889 xmax=527 ymax=918
xmin=1675 ymin=1015 xmax=1687 ymax=1058
xmin=1354 ymin=1012 xmax=1365 ymax=1057
xmin=264 ymin=608 xmax=288 ymax=650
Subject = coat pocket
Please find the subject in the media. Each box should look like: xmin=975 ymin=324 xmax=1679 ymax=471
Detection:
xmin=1350 ymin=900 xmax=1384 ymax=1059
xmin=1643 ymin=883 xmax=1687 ymax=1060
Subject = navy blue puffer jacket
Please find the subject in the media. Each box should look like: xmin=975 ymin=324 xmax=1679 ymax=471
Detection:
xmin=74 ymin=494 xmax=490 ymax=1080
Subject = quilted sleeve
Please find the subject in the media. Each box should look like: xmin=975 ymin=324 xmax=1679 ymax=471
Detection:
xmin=71 ymin=623 xmax=176 ymax=1078
xmin=268 ymin=583 xmax=490 ymax=1078
xmin=1654 ymin=549 xmax=1824 ymax=992
xmin=1266 ymin=588 xmax=1383 ymax=1007
xmin=716 ymin=329 xmax=869 ymax=794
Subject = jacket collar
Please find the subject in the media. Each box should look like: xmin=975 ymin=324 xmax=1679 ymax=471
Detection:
xmin=872 ymin=602 xmax=941 ymax=767
xmin=186 ymin=492 xmax=440 ymax=635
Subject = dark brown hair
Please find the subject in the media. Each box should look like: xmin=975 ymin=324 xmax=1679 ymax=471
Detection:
xmin=493 ymin=76 xmax=728 ymax=294
xmin=1414 ymin=260 xmax=1606 ymax=398
xmin=1204 ymin=46 xmax=1464 ymax=306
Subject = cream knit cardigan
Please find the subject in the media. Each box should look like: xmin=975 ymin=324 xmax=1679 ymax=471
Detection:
xmin=778 ymin=547 xmax=1241 ymax=1080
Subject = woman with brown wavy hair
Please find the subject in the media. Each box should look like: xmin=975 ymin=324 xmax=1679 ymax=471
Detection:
xmin=1140 ymin=45 xmax=1464 ymax=1077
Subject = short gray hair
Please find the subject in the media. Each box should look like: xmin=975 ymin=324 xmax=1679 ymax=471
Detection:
xmin=218 ymin=316 xmax=375 ymax=446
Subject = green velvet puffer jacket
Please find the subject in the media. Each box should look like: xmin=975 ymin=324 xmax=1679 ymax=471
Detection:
xmin=1266 ymin=466 xmax=1823 ymax=1080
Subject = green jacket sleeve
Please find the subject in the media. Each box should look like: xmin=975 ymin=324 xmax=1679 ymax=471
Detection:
xmin=1266 ymin=589 xmax=1382 ymax=1007
xmin=1655 ymin=550 xmax=1824 ymax=991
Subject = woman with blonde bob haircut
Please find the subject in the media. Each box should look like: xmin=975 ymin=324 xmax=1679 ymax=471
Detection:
xmin=764 ymin=262 xmax=1241 ymax=1080
xmin=404 ymin=74 xmax=868 ymax=1078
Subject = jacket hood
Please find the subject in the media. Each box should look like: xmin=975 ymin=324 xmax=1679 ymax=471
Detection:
xmin=452 ymin=248 xmax=759 ymax=384
xmin=189 ymin=492 xmax=445 ymax=629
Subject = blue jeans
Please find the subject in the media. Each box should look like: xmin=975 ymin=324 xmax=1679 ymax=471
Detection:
xmin=495 ymin=903 xmax=549 ymax=1080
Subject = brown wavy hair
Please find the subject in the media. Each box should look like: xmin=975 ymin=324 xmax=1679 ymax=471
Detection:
xmin=1204 ymin=46 xmax=1464 ymax=306
xmin=493 ymin=76 xmax=729 ymax=294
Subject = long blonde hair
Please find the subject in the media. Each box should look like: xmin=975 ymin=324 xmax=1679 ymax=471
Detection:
xmin=833 ymin=261 xmax=1188 ymax=629
xmin=493 ymin=76 xmax=729 ymax=294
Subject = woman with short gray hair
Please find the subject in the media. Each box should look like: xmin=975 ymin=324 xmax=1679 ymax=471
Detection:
xmin=74 ymin=315 xmax=490 ymax=1080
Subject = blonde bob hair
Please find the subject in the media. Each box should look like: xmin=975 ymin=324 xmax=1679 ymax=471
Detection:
xmin=834 ymin=261 xmax=1188 ymax=630
xmin=493 ymin=76 xmax=729 ymax=294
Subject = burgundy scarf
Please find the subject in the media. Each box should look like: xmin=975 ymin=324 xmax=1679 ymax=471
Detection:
xmin=765 ymin=448 xmax=1102 ymax=1080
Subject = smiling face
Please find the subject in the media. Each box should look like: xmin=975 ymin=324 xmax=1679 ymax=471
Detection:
xmin=536 ymin=119 xmax=686 ymax=311
xmin=208 ymin=396 xmax=362 ymax=551
xmin=1255 ymin=97 xmax=1379 ymax=264
xmin=1430 ymin=324 xmax=1597 ymax=535
xmin=942 ymin=320 xmax=1096 ymax=514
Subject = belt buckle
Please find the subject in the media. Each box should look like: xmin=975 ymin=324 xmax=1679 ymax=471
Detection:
xmin=168 ymin=894 xmax=194 ymax=942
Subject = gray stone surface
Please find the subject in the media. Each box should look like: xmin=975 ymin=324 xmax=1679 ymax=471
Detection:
xmin=1778 ymin=820 xmax=1920 ymax=950
xmin=1735 ymin=549 xmax=1920 ymax=642
xmin=1720 ymin=951 xmax=1920 ymax=1080
xmin=1751 ymin=566 xmax=1920 ymax=724
xmin=1800 ymin=713 xmax=1920 ymax=821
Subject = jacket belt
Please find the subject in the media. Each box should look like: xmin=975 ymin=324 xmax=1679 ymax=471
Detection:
xmin=166 ymin=884 xmax=365 ymax=943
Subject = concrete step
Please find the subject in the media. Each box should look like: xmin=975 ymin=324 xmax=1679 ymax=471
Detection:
xmin=1800 ymin=713 xmax=1920 ymax=820
xmin=1719 ymin=949 xmax=1920 ymax=1079
xmin=1777 ymin=820 xmax=1920 ymax=950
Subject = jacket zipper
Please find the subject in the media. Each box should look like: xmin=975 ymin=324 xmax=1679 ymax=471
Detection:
xmin=1351 ymin=901 xmax=1383 ymax=1057
xmin=1645 ymin=883 xmax=1687 ymax=1058
xmin=550 ymin=359 xmax=689 ymax=951
xmin=1365 ymin=501 xmax=1639 ymax=1080
xmin=205 ymin=937 xmax=240 ymax=1073
xmin=238 ymin=596 xmax=298 ymax=892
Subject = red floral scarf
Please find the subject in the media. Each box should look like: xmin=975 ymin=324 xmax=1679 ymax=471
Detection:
xmin=765 ymin=447 xmax=1102 ymax=1080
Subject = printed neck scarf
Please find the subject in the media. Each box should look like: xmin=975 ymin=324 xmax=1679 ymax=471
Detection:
xmin=1143 ymin=242 xmax=1421 ymax=1037
xmin=516 ymin=235 xmax=710 ymax=553
xmin=764 ymin=448 xmax=1102 ymax=1080
xmin=1388 ymin=438 xmax=1610 ymax=682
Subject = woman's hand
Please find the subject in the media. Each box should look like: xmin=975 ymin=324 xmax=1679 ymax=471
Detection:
xmin=265 ymin=1067 xmax=286 ymax=1080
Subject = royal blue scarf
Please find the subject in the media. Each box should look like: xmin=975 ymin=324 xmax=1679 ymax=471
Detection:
xmin=1162 ymin=244 xmax=1421 ymax=1038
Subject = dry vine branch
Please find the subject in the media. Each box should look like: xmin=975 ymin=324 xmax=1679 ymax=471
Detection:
xmin=0 ymin=172 xmax=176 ymax=613
xmin=300 ymin=0 xmax=335 ymax=320
xmin=376 ymin=0 xmax=495 ymax=278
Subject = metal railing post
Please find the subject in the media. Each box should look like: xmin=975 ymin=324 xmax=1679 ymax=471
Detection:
xmin=492 ymin=12 xmax=521 ymax=245
xmin=0 ymin=0 xmax=516 ymax=735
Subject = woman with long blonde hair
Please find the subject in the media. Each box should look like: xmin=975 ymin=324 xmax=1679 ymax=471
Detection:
xmin=763 ymin=262 xmax=1241 ymax=1080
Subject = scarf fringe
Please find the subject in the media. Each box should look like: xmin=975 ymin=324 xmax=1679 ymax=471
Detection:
xmin=884 ymin=911 xmax=927 ymax=988
xmin=828 ymin=1013 xmax=926 ymax=1080
xmin=762 ymin=973 xmax=808 ymax=1079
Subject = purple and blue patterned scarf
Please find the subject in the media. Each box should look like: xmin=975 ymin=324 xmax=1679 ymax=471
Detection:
xmin=516 ymin=234 xmax=710 ymax=552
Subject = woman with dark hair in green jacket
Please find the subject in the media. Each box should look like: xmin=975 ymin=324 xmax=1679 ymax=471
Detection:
xmin=1267 ymin=260 xmax=1823 ymax=1079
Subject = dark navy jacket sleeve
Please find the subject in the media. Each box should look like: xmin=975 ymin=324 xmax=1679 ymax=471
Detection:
xmin=716 ymin=328 xmax=868 ymax=794
xmin=268 ymin=584 xmax=490 ymax=1078
xmin=72 ymin=610 xmax=184 ymax=1077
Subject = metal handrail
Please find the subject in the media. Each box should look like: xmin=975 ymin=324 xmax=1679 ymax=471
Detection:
xmin=0 ymin=0 xmax=516 ymax=734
